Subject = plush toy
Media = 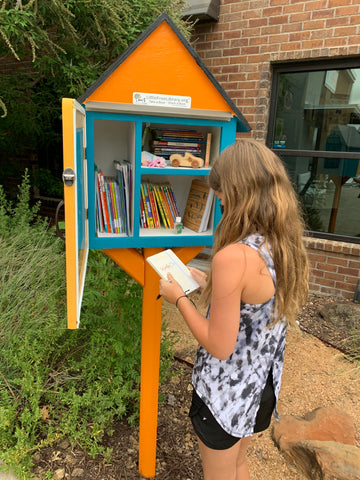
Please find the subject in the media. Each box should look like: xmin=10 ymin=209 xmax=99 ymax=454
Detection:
xmin=141 ymin=151 xmax=167 ymax=168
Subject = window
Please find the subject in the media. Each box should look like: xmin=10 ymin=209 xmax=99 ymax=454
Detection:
xmin=267 ymin=60 xmax=360 ymax=243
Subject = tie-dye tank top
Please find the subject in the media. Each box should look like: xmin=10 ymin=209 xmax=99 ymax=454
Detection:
xmin=192 ymin=233 xmax=287 ymax=438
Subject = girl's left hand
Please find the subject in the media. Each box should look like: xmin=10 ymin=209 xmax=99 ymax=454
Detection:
xmin=159 ymin=274 xmax=184 ymax=305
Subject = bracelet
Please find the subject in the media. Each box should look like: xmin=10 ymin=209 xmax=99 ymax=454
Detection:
xmin=175 ymin=295 xmax=188 ymax=308
xmin=175 ymin=294 xmax=196 ymax=309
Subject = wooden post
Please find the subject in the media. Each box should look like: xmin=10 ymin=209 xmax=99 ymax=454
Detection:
xmin=102 ymin=247 xmax=163 ymax=478
xmin=138 ymin=247 xmax=163 ymax=477
xmin=103 ymin=245 xmax=204 ymax=478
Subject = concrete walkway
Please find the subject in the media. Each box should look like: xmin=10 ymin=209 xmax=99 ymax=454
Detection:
xmin=0 ymin=473 xmax=18 ymax=480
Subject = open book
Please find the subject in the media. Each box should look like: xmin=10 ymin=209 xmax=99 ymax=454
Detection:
xmin=146 ymin=249 xmax=200 ymax=294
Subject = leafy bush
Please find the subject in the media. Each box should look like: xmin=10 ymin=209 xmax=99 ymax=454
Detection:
xmin=0 ymin=172 xmax=177 ymax=477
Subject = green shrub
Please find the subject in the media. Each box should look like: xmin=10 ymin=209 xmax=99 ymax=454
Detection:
xmin=0 ymin=172 xmax=177 ymax=477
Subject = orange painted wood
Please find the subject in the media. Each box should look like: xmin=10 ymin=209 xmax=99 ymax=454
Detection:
xmin=104 ymin=245 xmax=205 ymax=478
xmin=85 ymin=21 xmax=233 ymax=114
xmin=102 ymin=248 xmax=145 ymax=286
xmin=62 ymin=98 xmax=79 ymax=330
xmin=172 ymin=246 xmax=205 ymax=265
xmin=138 ymin=247 xmax=163 ymax=478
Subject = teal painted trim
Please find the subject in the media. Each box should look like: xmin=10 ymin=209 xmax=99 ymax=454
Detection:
xmin=132 ymin=120 xmax=143 ymax=238
xmin=220 ymin=117 xmax=237 ymax=152
xmin=86 ymin=115 xmax=96 ymax=242
xmin=85 ymin=111 xmax=238 ymax=251
xmin=89 ymin=234 xmax=214 ymax=250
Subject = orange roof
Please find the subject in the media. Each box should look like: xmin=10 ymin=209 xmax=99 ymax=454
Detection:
xmin=78 ymin=13 xmax=250 ymax=132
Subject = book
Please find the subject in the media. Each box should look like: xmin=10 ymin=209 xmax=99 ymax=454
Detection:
xmin=199 ymin=188 xmax=214 ymax=232
xmin=159 ymin=185 xmax=175 ymax=228
xmin=152 ymin=140 xmax=201 ymax=147
xmin=104 ymin=178 xmax=115 ymax=233
xmin=114 ymin=160 xmax=132 ymax=235
xmin=182 ymin=179 xmax=214 ymax=233
xmin=140 ymin=194 xmax=147 ymax=228
xmin=97 ymin=171 xmax=111 ymax=233
xmin=95 ymin=161 xmax=133 ymax=236
xmin=142 ymin=183 xmax=155 ymax=228
xmin=153 ymin=184 xmax=170 ymax=228
xmin=151 ymin=128 xmax=205 ymax=159
xmin=140 ymin=184 xmax=150 ymax=228
xmin=148 ymin=183 xmax=160 ymax=228
xmin=146 ymin=249 xmax=200 ymax=294
xmin=165 ymin=183 xmax=181 ymax=219
xmin=95 ymin=168 xmax=104 ymax=233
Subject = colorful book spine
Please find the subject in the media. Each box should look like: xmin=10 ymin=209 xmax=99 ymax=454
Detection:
xmin=95 ymin=174 xmax=104 ymax=233
xmin=117 ymin=169 xmax=127 ymax=234
xmin=104 ymin=179 xmax=115 ymax=233
xmin=148 ymin=183 xmax=160 ymax=228
xmin=159 ymin=186 xmax=174 ymax=229
xmin=162 ymin=185 xmax=175 ymax=223
xmin=166 ymin=183 xmax=181 ymax=218
xmin=153 ymin=184 xmax=170 ymax=228
xmin=152 ymin=140 xmax=201 ymax=147
xmin=98 ymin=171 xmax=111 ymax=233
xmin=140 ymin=194 xmax=147 ymax=228
xmin=142 ymin=183 xmax=154 ymax=228
xmin=111 ymin=180 xmax=120 ymax=233
xmin=113 ymin=181 xmax=123 ymax=233
xmin=140 ymin=184 xmax=150 ymax=228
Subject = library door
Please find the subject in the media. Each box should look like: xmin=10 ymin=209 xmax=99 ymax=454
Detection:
xmin=62 ymin=98 xmax=89 ymax=329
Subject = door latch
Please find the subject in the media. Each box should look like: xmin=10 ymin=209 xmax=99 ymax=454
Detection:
xmin=62 ymin=168 xmax=75 ymax=186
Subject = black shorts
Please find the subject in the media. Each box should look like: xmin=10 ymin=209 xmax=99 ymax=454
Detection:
xmin=189 ymin=370 xmax=275 ymax=450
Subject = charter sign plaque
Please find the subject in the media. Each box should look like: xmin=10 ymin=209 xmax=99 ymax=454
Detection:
xmin=133 ymin=92 xmax=191 ymax=108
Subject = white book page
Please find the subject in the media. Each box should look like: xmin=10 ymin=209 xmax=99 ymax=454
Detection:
xmin=146 ymin=249 xmax=199 ymax=294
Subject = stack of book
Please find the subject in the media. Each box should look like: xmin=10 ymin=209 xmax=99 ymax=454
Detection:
xmin=140 ymin=182 xmax=180 ymax=229
xmin=95 ymin=160 xmax=132 ymax=235
xmin=151 ymin=128 xmax=204 ymax=159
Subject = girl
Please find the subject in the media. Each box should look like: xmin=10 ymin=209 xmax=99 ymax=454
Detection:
xmin=159 ymin=139 xmax=309 ymax=480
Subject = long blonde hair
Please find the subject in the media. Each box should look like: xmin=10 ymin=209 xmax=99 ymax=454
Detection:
xmin=202 ymin=138 xmax=309 ymax=326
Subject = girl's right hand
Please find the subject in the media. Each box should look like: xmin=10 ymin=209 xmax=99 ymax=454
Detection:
xmin=188 ymin=267 xmax=208 ymax=290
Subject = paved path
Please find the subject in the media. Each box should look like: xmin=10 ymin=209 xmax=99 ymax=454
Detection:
xmin=0 ymin=473 xmax=18 ymax=480
xmin=0 ymin=461 xmax=19 ymax=480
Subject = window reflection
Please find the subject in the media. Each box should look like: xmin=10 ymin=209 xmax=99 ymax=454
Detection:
xmin=282 ymin=156 xmax=360 ymax=237
xmin=273 ymin=69 xmax=360 ymax=151
xmin=271 ymin=67 xmax=360 ymax=239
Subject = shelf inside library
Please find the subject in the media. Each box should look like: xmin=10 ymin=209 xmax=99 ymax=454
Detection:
xmin=139 ymin=226 xmax=212 ymax=237
xmin=140 ymin=166 xmax=210 ymax=176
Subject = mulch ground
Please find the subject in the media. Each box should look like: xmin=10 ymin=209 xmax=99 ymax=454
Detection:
xmin=297 ymin=295 xmax=359 ymax=355
xmin=31 ymin=295 xmax=360 ymax=480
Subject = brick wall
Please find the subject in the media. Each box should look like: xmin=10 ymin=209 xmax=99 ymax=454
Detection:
xmin=305 ymin=238 xmax=360 ymax=299
xmin=190 ymin=0 xmax=360 ymax=299
xmin=191 ymin=0 xmax=360 ymax=142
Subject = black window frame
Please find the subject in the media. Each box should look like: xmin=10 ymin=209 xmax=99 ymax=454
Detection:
xmin=267 ymin=58 xmax=360 ymax=244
